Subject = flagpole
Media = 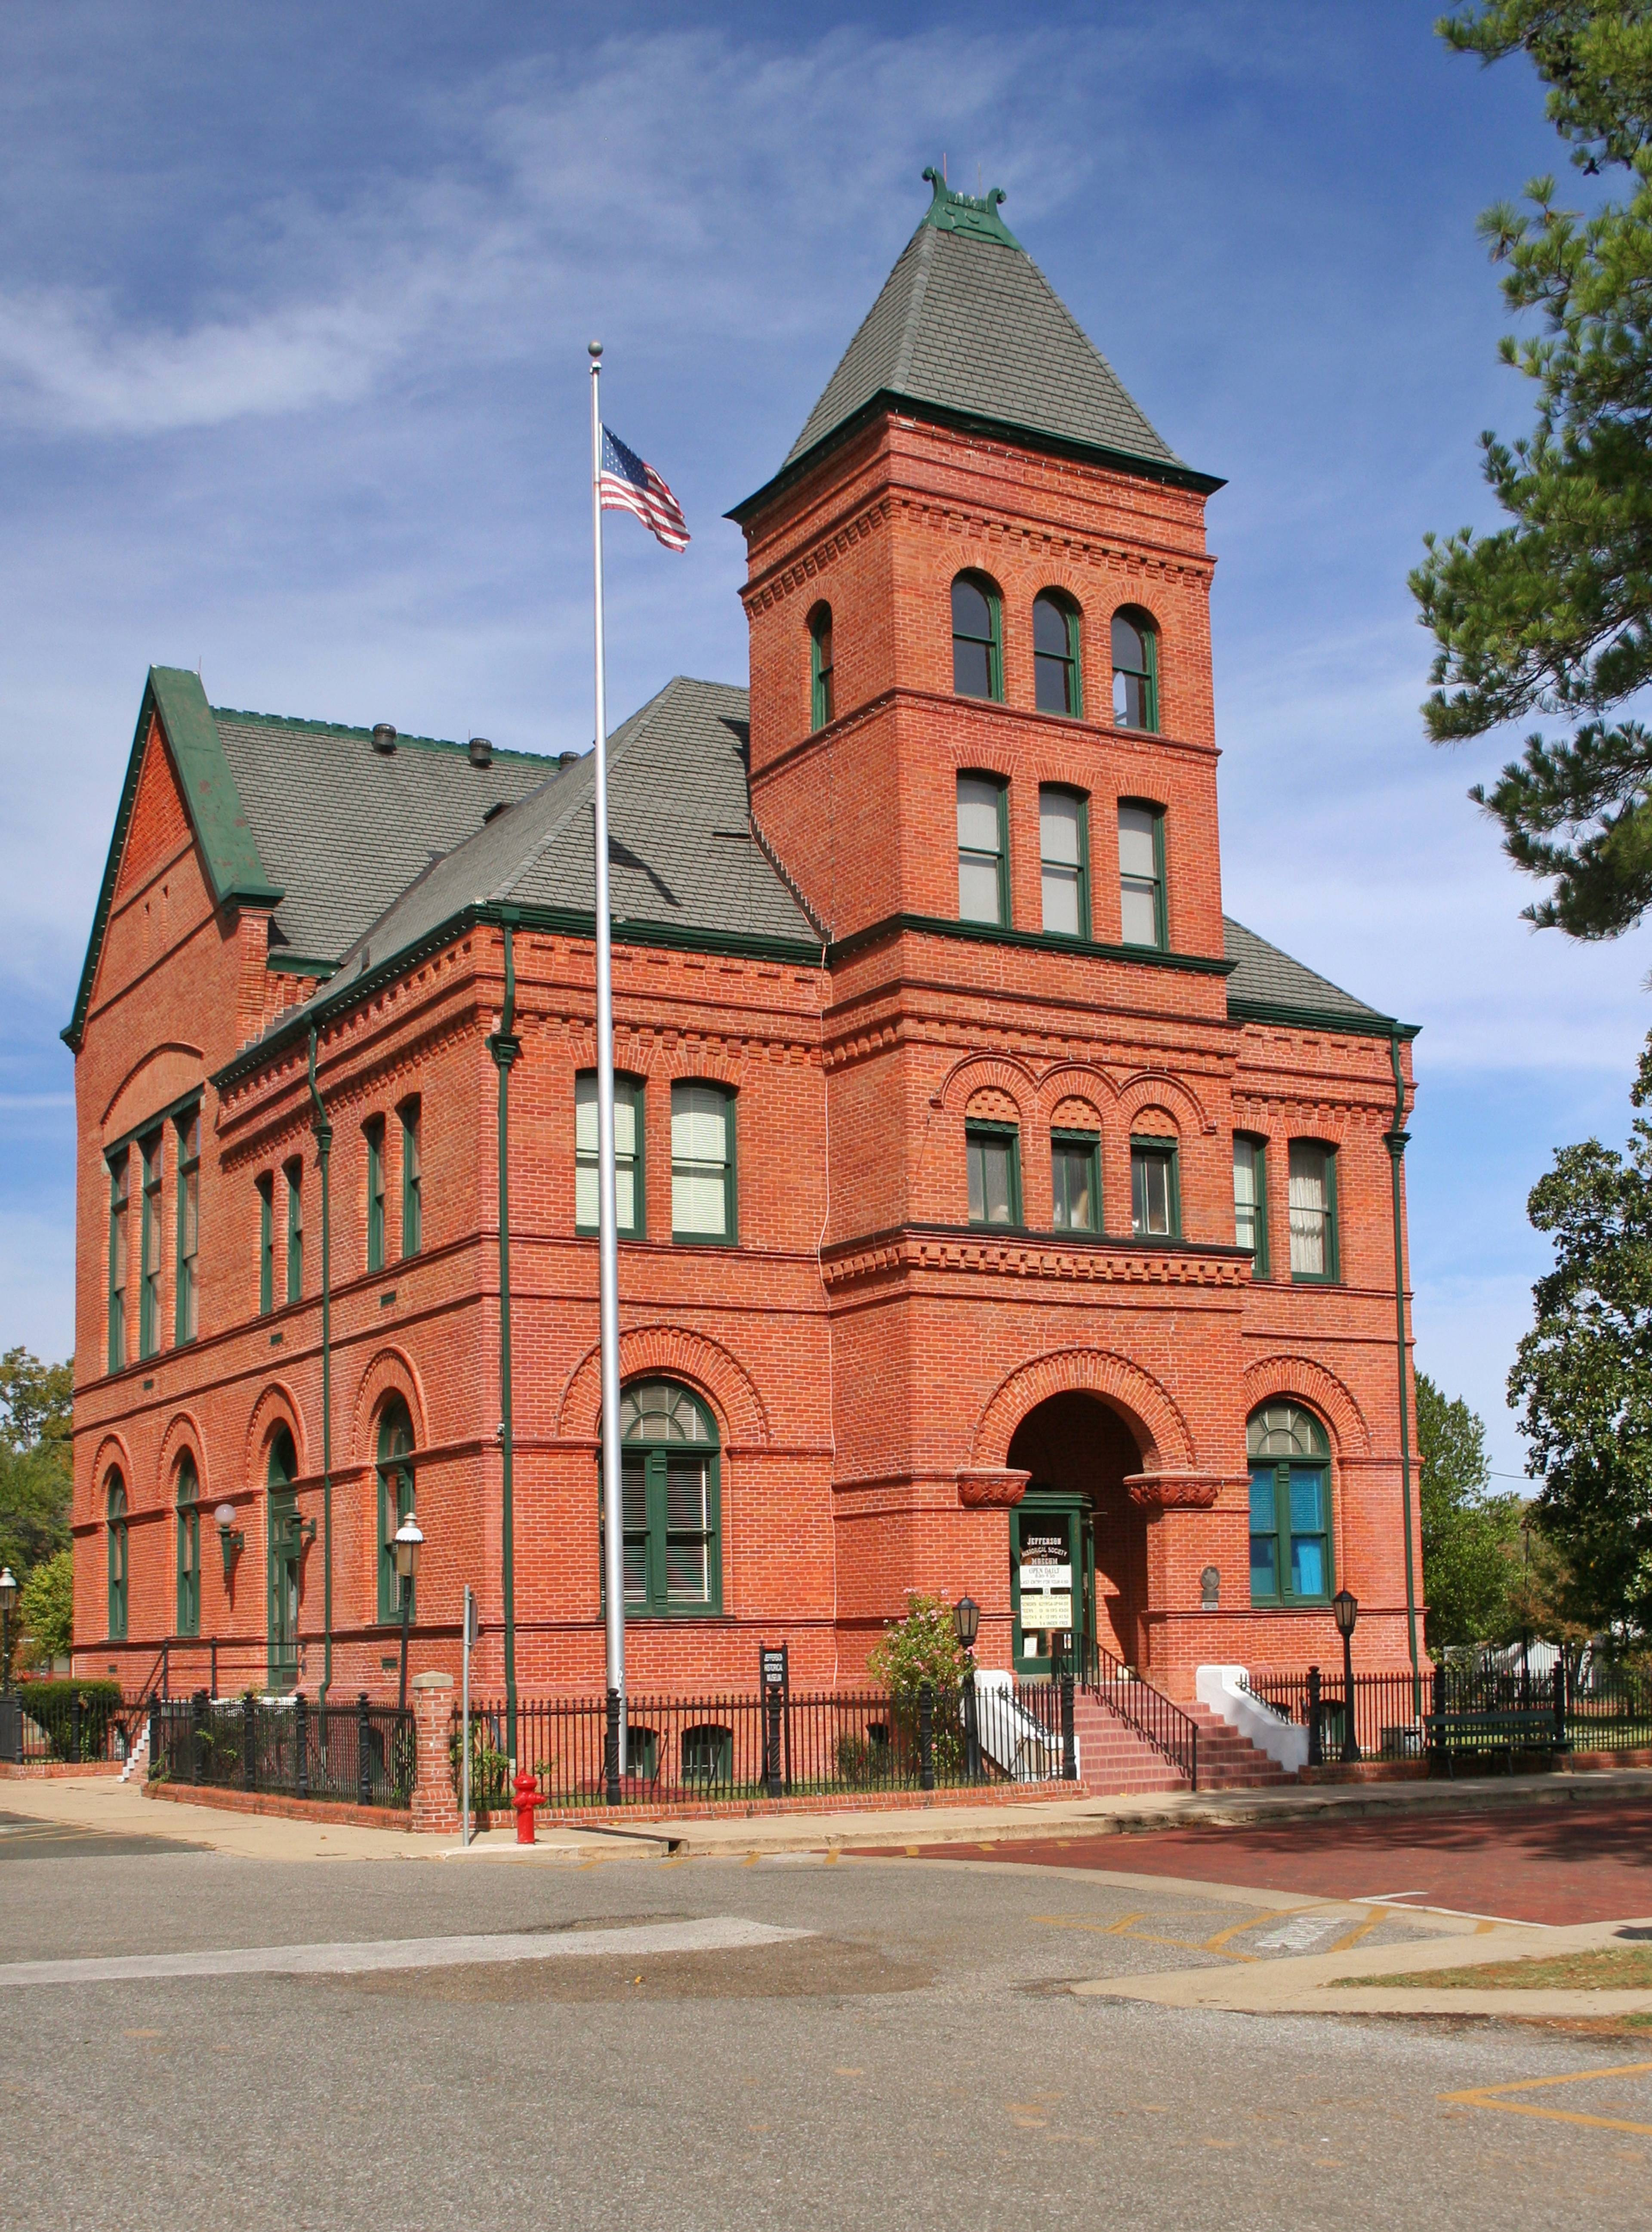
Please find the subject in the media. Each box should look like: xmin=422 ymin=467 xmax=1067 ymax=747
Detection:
xmin=589 ymin=340 xmax=626 ymax=1788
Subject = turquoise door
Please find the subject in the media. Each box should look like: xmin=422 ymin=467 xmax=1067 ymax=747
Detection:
xmin=1011 ymin=1495 xmax=1093 ymax=1678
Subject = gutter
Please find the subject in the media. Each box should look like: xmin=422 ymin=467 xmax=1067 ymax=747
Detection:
xmin=306 ymin=1026 xmax=334 ymax=1706
xmin=487 ymin=916 xmax=522 ymax=1760
xmin=1387 ymin=1030 xmax=1421 ymax=1713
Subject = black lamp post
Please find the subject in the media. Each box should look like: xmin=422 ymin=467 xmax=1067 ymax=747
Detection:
xmin=1332 ymin=1587 xmax=1360 ymax=1763
xmin=393 ymin=1512 xmax=424 ymax=1712
xmin=954 ymin=1595 xmax=981 ymax=1781
xmin=0 ymin=1567 xmax=16 ymax=1693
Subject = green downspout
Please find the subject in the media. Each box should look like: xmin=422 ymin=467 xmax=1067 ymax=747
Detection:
xmin=487 ymin=918 xmax=521 ymax=1769
xmin=306 ymin=1026 xmax=334 ymax=1706
xmin=1387 ymin=1031 xmax=1421 ymax=1716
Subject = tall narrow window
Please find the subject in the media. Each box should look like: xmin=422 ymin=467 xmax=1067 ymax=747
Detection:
xmin=1288 ymin=1141 xmax=1339 ymax=1282
xmin=601 ymin=1380 xmax=722 ymax=1618
xmin=106 ymin=1475 xmax=128 ymax=1642
xmin=1234 ymin=1134 xmax=1269 ymax=1278
xmin=1039 ymin=787 xmax=1088 ymax=937
xmin=139 ymin=1130 xmax=162 ymax=1359
xmin=966 ymin=1124 xmax=1021 ymax=1228
xmin=809 ymin=604 xmax=835 ymax=730
xmin=957 ymin=772 xmax=1009 ymax=926
xmin=376 ymin=1398 xmax=416 ymax=1624
xmin=284 ymin=1158 xmax=303 ymax=1304
xmin=174 ymin=1108 xmax=200 ymax=1344
xmin=400 ymin=1099 xmax=422 ymax=1257
xmin=1033 ymin=592 xmax=1081 ymax=716
xmin=576 ymin=1074 xmax=644 ymax=1238
xmin=176 ymin=1455 xmax=200 ymax=1637
xmin=1248 ymin=1403 xmax=1333 ymax=1605
xmin=1111 ymin=608 xmax=1159 ymax=731
xmin=108 ymin=1151 xmax=129 ymax=1372
xmin=1051 ymin=1132 xmax=1100 ymax=1232
xmin=257 ymin=1174 xmax=274 ymax=1315
xmin=1118 ymin=801 xmax=1167 ymax=949
xmin=951 ymin=573 xmax=1002 ymax=701
xmin=1131 ymin=1136 xmax=1180 ymax=1240
xmin=672 ymin=1083 xmax=735 ymax=1243
xmin=365 ymin=1118 xmax=386 ymax=1274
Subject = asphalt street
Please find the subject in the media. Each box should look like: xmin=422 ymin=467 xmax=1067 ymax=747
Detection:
xmin=1 ymin=1822 xmax=1648 ymax=2231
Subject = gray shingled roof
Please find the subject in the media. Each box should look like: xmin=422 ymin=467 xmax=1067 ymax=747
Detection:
xmin=212 ymin=711 xmax=556 ymax=966
xmin=1223 ymin=917 xmax=1393 ymax=1029
xmin=784 ymin=215 xmax=1186 ymax=475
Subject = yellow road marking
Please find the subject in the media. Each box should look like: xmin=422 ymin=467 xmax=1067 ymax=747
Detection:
xmin=1204 ymin=1907 xmax=1322 ymax=1952
xmin=1327 ymin=1907 xmax=1387 ymax=1955
xmin=1442 ymin=2061 xmax=1652 ymax=2138
xmin=1032 ymin=1912 xmax=1147 ymax=1936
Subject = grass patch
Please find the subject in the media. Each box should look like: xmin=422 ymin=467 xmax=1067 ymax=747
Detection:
xmin=1338 ymin=1945 xmax=1652 ymax=1991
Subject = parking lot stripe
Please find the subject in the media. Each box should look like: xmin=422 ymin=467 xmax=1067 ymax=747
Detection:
xmin=1441 ymin=2061 xmax=1652 ymax=2138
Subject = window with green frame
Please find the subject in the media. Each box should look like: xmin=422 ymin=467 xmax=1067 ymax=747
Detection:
xmin=376 ymin=1397 xmax=416 ymax=1624
xmin=400 ymin=1098 xmax=422 ymax=1257
xmin=256 ymin=1173 xmax=274 ymax=1315
xmin=576 ymin=1073 xmax=645 ymax=1237
xmin=106 ymin=1475 xmax=128 ymax=1640
xmin=951 ymin=572 xmax=1003 ymax=700
xmin=1288 ymin=1140 xmax=1339 ymax=1283
xmin=284 ymin=1158 xmax=303 ymax=1304
xmin=671 ymin=1082 xmax=735 ymax=1243
xmin=1051 ymin=1130 xmax=1100 ymax=1232
xmin=175 ymin=1453 xmax=200 ymax=1637
xmin=967 ymin=1122 xmax=1021 ymax=1228
xmin=600 ymin=1379 xmax=722 ymax=1617
xmin=107 ymin=1150 xmax=129 ymax=1372
xmin=1033 ymin=591 xmax=1082 ymax=716
xmin=1118 ymin=800 xmax=1167 ymax=949
xmin=365 ymin=1117 xmax=386 ymax=1274
xmin=1248 ymin=1402 xmax=1333 ymax=1605
xmin=1039 ymin=786 xmax=1089 ymax=937
xmin=1112 ymin=607 xmax=1159 ymax=731
xmin=808 ymin=603 xmax=835 ymax=730
xmin=1234 ymin=1133 xmax=1269 ymax=1277
xmin=139 ymin=1129 xmax=162 ymax=1359
xmin=174 ymin=1106 xmax=200 ymax=1344
xmin=957 ymin=772 xmax=1009 ymax=926
xmin=1131 ymin=1136 xmax=1180 ymax=1240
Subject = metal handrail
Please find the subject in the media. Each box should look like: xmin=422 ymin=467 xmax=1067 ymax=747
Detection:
xmin=1076 ymin=1638 xmax=1199 ymax=1791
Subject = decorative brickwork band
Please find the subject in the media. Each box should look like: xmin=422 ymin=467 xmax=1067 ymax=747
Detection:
xmin=409 ymin=1670 xmax=457 ymax=1835
xmin=957 ymin=1468 xmax=1030 ymax=1509
xmin=1125 ymin=1473 xmax=1229 ymax=1510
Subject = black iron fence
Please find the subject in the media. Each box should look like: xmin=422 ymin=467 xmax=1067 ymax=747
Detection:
xmin=1071 ymin=1639 xmax=1200 ymax=1791
xmin=1239 ymin=1660 xmax=1652 ymax=1765
xmin=0 ymin=1681 xmax=139 ymax=1766
xmin=150 ymin=1692 xmax=415 ymax=1808
xmin=1243 ymin=1667 xmax=1427 ymax=1763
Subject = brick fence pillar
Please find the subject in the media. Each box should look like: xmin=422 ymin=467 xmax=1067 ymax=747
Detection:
xmin=409 ymin=1670 xmax=458 ymax=1835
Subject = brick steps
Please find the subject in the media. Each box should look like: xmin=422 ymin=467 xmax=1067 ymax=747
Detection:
xmin=1068 ymin=1688 xmax=1294 ymax=1795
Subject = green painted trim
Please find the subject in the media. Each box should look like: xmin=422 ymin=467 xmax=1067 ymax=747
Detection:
xmin=138 ymin=1130 xmax=162 ymax=1361
xmin=1247 ymin=1453 xmax=1335 ymax=1608
xmin=919 ymin=166 xmax=1020 ymax=247
xmin=829 ymin=911 xmax=1232 ymax=976
xmin=1129 ymin=1134 xmax=1181 ymax=1242
xmin=104 ymin=1084 xmax=203 ymax=1164
xmin=106 ymin=1151 xmax=128 ymax=1375
xmin=210 ymin=703 xmax=554 ymax=769
xmin=670 ymin=1080 xmax=738 ymax=1245
xmin=1118 ymin=796 xmax=1168 ymax=953
xmin=1039 ymin=783 xmax=1090 ymax=940
xmin=257 ymin=1174 xmax=274 ymax=1317
xmin=284 ymin=1158 xmax=303 ymax=1304
xmin=173 ymin=1107 xmax=200 ymax=1346
xmin=1229 ymin=997 xmax=1421 ymax=1041
xmin=576 ymin=1073 xmax=646 ymax=1240
xmin=399 ymin=1097 xmax=422 ymax=1258
xmin=1288 ymin=1139 xmax=1340 ymax=1286
xmin=965 ymin=1119 xmax=1023 ymax=1230
xmin=1234 ymin=1132 xmax=1270 ymax=1281
xmin=365 ymin=1116 xmax=385 ymax=1273
xmin=809 ymin=604 xmax=834 ymax=732
xmin=599 ymin=1408 xmax=724 ymax=1620
xmin=1050 ymin=1128 xmax=1102 ymax=1234
xmin=265 ymin=953 xmax=341 ymax=979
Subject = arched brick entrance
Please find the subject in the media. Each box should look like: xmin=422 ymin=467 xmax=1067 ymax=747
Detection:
xmin=1006 ymin=1392 xmax=1149 ymax=1672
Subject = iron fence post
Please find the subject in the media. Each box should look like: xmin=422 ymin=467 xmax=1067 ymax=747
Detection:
xmin=1060 ymin=1671 xmax=1077 ymax=1781
xmin=1307 ymin=1665 xmax=1323 ymax=1768
xmin=295 ymin=1690 xmax=310 ymax=1800
xmin=243 ymin=1695 xmax=256 ymax=1792
xmin=1553 ymin=1659 xmax=1570 ymax=1753
xmin=358 ymin=1691 xmax=373 ymax=1806
xmin=764 ymin=1683 xmax=783 ymax=1799
xmin=962 ymin=1667 xmax=981 ymax=1783
xmin=604 ymin=1687 xmax=621 ymax=1806
xmin=148 ymin=1700 xmax=160 ymax=1781
xmin=190 ymin=1689 xmax=205 ymax=1784
xmin=918 ymin=1682 xmax=935 ymax=1791
xmin=71 ymin=1692 xmax=83 ymax=1766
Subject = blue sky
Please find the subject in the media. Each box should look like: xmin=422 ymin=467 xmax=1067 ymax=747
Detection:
xmin=2 ymin=0 xmax=1646 ymax=1482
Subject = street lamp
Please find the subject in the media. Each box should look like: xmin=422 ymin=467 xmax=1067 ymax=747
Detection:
xmin=1332 ymin=1587 xmax=1360 ymax=1764
xmin=954 ymin=1595 xmax=981 ymax=1782
xmin=952 ymin=1595 xmax=980 ymax=1652
xmin=393 ymin=1511 xmax=424 ymax=1712
xmin=0 ymin=1567 xmax=17 ymax=1693
xmin=214 ymin=1503 xmax=244 ymax=1587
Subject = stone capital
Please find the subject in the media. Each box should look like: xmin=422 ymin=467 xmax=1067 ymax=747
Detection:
xmin=1125 ymin=1471 xmax=1232 ymax=1510
xmin=957 ymin=1467 xmax=1031 ymax=1509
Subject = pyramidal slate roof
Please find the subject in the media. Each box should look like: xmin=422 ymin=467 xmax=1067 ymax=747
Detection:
xmin=1222 ymin=918 xmax=1397 ymax=1033
xmin=752 ymin=172 xmax=1214 ymax=503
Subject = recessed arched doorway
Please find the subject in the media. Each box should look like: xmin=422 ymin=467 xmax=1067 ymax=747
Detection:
xmin=1005 ymin=1392 xmax=1148 ymax=1676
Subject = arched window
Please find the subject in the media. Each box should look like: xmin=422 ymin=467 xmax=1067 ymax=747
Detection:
xmin=808 ymin=604 xmax=835 ymax=730
xmin=1246 ymin=1403 xmax=1332 ymax=1607
xmin=952 ymin=573 xmax=1002 ymax=701
xmin=266 ymin=1426 xmax=301 ymax=1691
xmin=602 ymin=1378 xmax=721 ymax=1617
xmin=175 ymin=1453 xmax=200 ymax=1638
xmin=1033 ymin=592 xmax=1081 ymax=716
xmin=106 ymin=1473 xmax=128 ymax=1642
xmin=1111 ymin=608 xmax=1158 ymax=731
xmin=376 ymin=1399 xmax=415 ymax=1624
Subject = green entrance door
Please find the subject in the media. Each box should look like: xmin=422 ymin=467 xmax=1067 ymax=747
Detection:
xmin=268 ymin=1490 xmax=300 ymax=1692
xmin=1011 ymin=1494 xmax=1094 ymax=1679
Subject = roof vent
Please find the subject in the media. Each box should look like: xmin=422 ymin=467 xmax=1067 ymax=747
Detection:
xmin=468 ymin=735 xmax=493 ymax=768
xmin=371 ymin=724 xmax=397 ymax=755
xmin=559 ymin=749 xmax=581 ymax=768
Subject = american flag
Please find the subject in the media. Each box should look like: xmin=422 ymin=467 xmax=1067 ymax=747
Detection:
xmin=598 ymin=426 xmax=690 ymax=552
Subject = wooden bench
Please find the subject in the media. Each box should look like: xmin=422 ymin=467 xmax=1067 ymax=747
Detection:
xmin=1424 ymin=1708 xmax=1559 ymax=1776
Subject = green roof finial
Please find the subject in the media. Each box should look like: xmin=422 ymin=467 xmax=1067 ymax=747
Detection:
xmin=920 ymin=164 xmax=1019 ymax=248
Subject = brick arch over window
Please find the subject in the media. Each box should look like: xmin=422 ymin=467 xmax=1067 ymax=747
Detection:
xmin=348 ymin=1348 xmax=431 ymax=1466
xmin=1117 ymin=1070 xmax=1215 ymax=1136
xmin=1035 ymin=1064 xmax=1119 ymax=1119
xmin=935 ymin=1052 xmax=1037 ymax=1114
xmin=157 ymin=1411 xmax=208 ymax=1503
xmin=1049 ymin=1095 xmax=1103 ymax=1132
xmin=89 ymin=1433 xmax=134 ymax=1512
xmin=971 ymin=1348 xmax=1195 ymax=1472
xmin=557 ymin=1325 xmax=769 ymax=1449
xmin=243 ymin=1383 xmax=308 ymax=1486
xmin=564 ymin=1028 xmax=746 ymax=1093
xmin=965 ymin=1087 xmax=1021 ymax=1125
xmin=1242 ymin=1355 xmax=1371 ymax=1458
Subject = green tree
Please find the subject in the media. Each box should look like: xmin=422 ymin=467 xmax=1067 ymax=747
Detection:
xmin=1412 ymin=3 xmax=1652 ymax=936
xmin=0 ymin=1348 xmax=73 ymax=1579
xmin=1416 ymin=1371 xmax=1523 ymax=1646
xmin=1507 ymin=1033 xmax=1652 ymax=1633
xmin=18 ymin=1548 xmax=73 ymax=1667
xmin=866 ymin=1593 xmax=967 ymax=1700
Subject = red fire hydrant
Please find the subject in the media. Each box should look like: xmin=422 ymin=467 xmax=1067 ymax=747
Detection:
xmin=512 ymin=1770 xmax=541 ymax=1846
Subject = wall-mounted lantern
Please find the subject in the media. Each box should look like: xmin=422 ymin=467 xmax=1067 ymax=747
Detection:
xmin=214 ymin=1503 xmax=245 ymax=1585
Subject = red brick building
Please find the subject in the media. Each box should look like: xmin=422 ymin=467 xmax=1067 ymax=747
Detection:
xmin=67 ymin=174 xmax=1421 ymax=1709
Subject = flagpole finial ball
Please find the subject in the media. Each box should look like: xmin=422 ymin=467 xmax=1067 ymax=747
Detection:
xmin=588 ymin=340 xmax=603 ymax=360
